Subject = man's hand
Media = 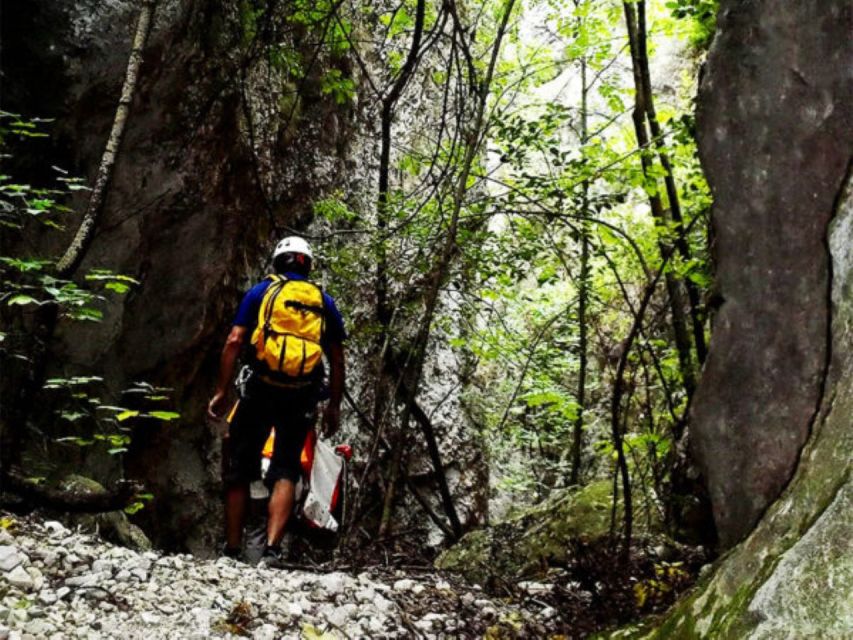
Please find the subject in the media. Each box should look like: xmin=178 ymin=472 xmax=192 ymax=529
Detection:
xmin=209 ymin=326 xmax=247 ymax=420
xmin=322 ymin=404 xmax=340 ymax=438
xmin=208 ymin=390 xmax=228 ymax=420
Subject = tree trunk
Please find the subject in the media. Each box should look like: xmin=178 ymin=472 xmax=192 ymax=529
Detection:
xmin=623 ymin=1 xmax=695 ymax=395
xmin=570 ymin=48 xmax=591 ymax=486
xmin=373 ymin=0 xmax=427 ymax=538
xmin=380 ymin=0 xmax=517 ymax=536
xmin=634 ymin=0 xmax=707 ymax=365
xmin=55 ymin=0 xmax=157 ymax=278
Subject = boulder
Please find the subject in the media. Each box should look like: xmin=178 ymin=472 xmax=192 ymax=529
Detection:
xmin=436 ymin=480 xmax=661 ymax=585
xmin=60 ymin=475 xmax=152 ymax=550
xmin=635 ymin=0 xmax=853 ymax=634
xmin=643 ymin=177 xmax=853 ymax=636
xmin=688 ymin=0 xmax=853 ymax=548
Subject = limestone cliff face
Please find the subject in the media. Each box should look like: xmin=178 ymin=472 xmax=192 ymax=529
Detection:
xmin=644 ymin=1 xmax=853 ymax=635
xmin=4 ymin=0 xmax=487 ymax=551
xmin=689 ymin=0 xmax=853 ymax=548
xmin=3 ymin=0 xmax=361 ymax=552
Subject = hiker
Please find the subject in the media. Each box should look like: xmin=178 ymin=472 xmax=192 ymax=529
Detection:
xmin=208 ymin=236 xmax=346 ymax=564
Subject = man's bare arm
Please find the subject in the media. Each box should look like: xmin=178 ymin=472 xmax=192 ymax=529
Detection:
xmin=208 ymin=326 xmax=248 ymax=419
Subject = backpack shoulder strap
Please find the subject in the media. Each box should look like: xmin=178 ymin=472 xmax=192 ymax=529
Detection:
xmin=260 ymin=275 xmax=288 ymax=333
xmin=308 ymin=280 xmax=328 ymax=338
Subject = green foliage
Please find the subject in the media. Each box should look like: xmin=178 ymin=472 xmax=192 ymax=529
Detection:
xmin=45 ymin=378 xmax=179 ymax=466
xmin=421 ymin=0 xmax=715 ymax=511
xmin=124 ymin=493 xmax=154 ymax=515
xmin=1 ymin=115 xmax=175 ymax=513
xmin=320 ymin=69 xmax=357 ymax=105
xmin=665 ymin=0 xmax=718 ymax=50
xmin=634 ymin=561 xmax=691 ymax=610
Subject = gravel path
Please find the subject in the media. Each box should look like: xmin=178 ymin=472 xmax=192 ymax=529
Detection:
xmin=0 ymin=513 xmax=558 ymax=639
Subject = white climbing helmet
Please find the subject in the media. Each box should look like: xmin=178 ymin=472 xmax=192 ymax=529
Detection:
xmin=272 ymin=235 xmax=313 ymax=261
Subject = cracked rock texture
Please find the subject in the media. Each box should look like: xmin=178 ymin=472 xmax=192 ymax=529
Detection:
xmin=689 ymin=0 xmax=853 ymax=548
xmin=644 ymin=168 xmax=853 ymax=640
xmin=639 ymin=2 xmax=853 ymax=634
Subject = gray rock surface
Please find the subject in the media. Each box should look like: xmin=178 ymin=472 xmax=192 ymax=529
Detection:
xmin=637 ymin=4 xmax=853 ymax=631
xmin=0 ymin=548 xmax=22 ymax=573
xmin=689 ymin=0 xmax=853 ymax=548
xmin=2 ymin=0 xmax=361 ymax=553
xmin=3 ymin=0 xmax=488 ymax=555
xmin=643 ymin=171 xmax=853 ymax=640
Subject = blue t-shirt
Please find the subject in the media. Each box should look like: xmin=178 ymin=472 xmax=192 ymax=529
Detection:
xmin=233 ymin=272 xmax=347 ymax=350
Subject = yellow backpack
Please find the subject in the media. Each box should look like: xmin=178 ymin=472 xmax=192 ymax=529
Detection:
xmin=251 ymin=275 xmax=326 ymax=383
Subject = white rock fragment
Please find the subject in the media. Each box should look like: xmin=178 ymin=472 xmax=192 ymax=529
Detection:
xmin=11 ymin=606 xmax=30 ymax=624
xmin=41 ymin=552 xmax=59 ymax=568
xmin=414 ymin=619 xmax=433 ymax=631
xmin=27 ymin=619 xmax=54 ymax=637
xmin=392 ymin=579 xmax=415 ymax=591
xmin=5 ymin=566 xmax=34 ymax=591
xmin=26 ymin=567 xmax=44 ymax=591
xmin=65 ymin=574 xmax=100 ymax=588
xmin=416 ymin=612 xmax=445 ymax=631
xmin=252 ymin=623 xmax=278 ymax=640
xmin=518 ymin=581 xmax=553 ymax=595
xmin=42 ymin=522 xmax=67 ymax=537
xmin=367 ymin=615 xmax=384 ymax=634
xmin=373 ymin=595 xmax=395 ymax=614
xmin=140 ymin=611 xmax=159 ymax=624
xmin=0 ymin=548 xmax=23 ymax=573
xmin=355 ymin=587 xmax=375 ymax=603
xmin=539 ymin=605 xmax=557 ymax=619
xmin=325 ymin=603 xmax=357 ymax=628
xmin=316 ymin=571 xmax=348 ymax=595
xmin=91 ymin=560 xmax=113 ymax=574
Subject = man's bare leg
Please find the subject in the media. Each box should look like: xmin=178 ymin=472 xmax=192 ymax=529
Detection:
xmin=225 ymin=484 xmax=249 ymax=551
xmin=267 ymin=478 xmax=295 ymax=547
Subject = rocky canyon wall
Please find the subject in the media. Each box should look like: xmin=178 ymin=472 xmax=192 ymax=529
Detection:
xmin=2 ymin=0 xmax=487 ymax=552
xmin=644 ymin=0 xmax=852 ymax=635
xmin=3 ymin=0 xmax=362 ymax=552
xmin=689 ymin=0 xmax=853 ymax=548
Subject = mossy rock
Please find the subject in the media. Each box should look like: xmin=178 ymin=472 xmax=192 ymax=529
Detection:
xmin=60 ymin=475 xmax=153 ymax=551
xmin=437 ymin=480 xmax=661 ymax=585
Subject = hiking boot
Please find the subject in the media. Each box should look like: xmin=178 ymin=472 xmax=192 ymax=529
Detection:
xmin=221 ymin=544 xmax=242 ymax=560
xmin=258 ymin=544 xmax=285 ymax=568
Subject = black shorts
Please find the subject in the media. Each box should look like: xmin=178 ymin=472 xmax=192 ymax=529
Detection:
xmin=223 ymin=379 xmax=318 ymax=488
